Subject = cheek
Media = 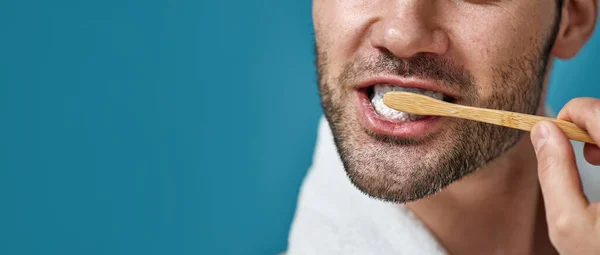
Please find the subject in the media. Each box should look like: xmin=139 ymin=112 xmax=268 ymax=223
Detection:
xmin=446 ymin=2 xmax=547 ymax=99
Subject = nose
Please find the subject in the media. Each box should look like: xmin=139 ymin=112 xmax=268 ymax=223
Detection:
xmin=369 ymin=4 xmax=449 ymax=58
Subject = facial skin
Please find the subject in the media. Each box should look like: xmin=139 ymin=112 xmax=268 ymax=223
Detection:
xmin=314 ymin=0 xmax=561 ymax=203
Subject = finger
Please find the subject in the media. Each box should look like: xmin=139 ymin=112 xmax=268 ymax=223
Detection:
xmin=557 ymin=98 xmax=600 ymax=144
xmin=530 ymin=121 xmax=588 ymax=219
xmin=583 ymin=143 xmax=600 ymax=165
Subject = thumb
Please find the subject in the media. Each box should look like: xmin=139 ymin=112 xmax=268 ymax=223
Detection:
xmin=530 ymin=121 xmax=587 ymax=218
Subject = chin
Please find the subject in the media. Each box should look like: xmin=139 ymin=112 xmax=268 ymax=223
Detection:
xmin=332 ymin=125 xmax=466 ymax=203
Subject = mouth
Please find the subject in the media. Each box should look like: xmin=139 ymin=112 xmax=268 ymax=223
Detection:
xmin=355 ymin=81 xmax=458 ymax=138
xmin=366 ymin=84 xmax=456 ymax=122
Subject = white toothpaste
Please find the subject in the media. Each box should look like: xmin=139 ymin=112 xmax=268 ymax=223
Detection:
xmin=370 ymin=85 xmax=444 ymax=122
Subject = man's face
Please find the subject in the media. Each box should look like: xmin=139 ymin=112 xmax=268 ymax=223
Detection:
xmin=314 ymin=1 xmax=561 ymax=202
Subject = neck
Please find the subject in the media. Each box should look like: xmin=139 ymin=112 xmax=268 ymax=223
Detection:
xmin=406 ymin=136 xmax=557 ymax=255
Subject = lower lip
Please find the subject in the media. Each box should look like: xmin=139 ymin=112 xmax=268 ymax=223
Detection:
xmin=356 ymin=89 xmax=445 ymax=138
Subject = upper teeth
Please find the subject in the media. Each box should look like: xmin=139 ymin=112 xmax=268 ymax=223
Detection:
xmin=370 ymin=84 xmax=445 ymax=122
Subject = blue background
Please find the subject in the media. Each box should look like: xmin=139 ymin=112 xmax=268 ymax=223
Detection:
xmin=0 ymin=1 xmax=598 ymax=255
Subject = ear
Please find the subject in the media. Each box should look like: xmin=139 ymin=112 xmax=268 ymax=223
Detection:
xmin=552 ymin=0 xmax=598 ymax=59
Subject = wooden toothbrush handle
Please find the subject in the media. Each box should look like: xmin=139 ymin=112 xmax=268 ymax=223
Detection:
xmin=452 ymin=104 xmax=595 ymax=144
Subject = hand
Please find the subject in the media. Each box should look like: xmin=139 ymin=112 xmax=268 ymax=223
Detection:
xmin=530 ymin=98 xmax=600 ymax=255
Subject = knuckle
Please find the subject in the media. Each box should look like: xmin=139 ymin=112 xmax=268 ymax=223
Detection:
xmin=563 ymin=98 xmax=583 ymax=110
xmin=551 ymin=214 xmax=576 ymax=240
xmin=590 ymin=98 xmax=600 ymax=109
xmin=585 ymin=118 xmax=593 ymax=130
xmin=565 ymin=98 xmax=580 ymax=106
xmin=559 ymin=97 xmax=600 ymax=120
xmin=589 ymin=100 xmax=600 ymax=116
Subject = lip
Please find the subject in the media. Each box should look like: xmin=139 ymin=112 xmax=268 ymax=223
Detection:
xmin=355 ymin=77 xmax=454 ymax=138
xmin=357 ymin=76 xmax=460 ymax=100
xmin=356 ymin=90 xmax=446 ymax=138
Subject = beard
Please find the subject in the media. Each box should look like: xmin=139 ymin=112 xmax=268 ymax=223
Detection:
xmin=317 ymin=21 xmax=560 ymax=204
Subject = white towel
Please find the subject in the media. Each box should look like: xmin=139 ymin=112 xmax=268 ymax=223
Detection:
xmin=287 ymin=116 xmax=599 ymax=255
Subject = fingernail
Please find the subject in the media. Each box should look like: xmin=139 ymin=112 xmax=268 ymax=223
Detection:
xmin=534 ymin=122 xmax=549 ymax=153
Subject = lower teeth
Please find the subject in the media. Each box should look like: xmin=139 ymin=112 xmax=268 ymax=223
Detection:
xmin=370 ymin=85 xmax=445 ymax=122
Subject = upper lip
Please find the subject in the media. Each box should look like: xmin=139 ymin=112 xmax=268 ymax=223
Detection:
xmin=357 ymin=76 xmax=460 ymax=100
